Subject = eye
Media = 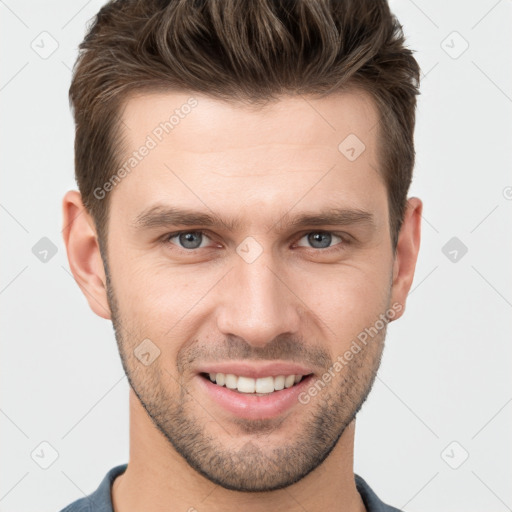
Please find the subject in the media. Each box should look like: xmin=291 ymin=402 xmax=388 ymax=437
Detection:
xmin=164 ymin=230 xmax=213 ymax=250
xmin=295 ymin=231 xmax=347 ymax=251
xmin=161 ymin=230 xmax=350 ymax=253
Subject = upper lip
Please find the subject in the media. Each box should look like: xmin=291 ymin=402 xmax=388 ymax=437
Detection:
xmin=196 ymin=361 xmax=315 ymax=379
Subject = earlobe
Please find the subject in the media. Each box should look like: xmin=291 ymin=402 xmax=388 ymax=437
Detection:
xmin=389 ymin=197 xmax=423 ymax=322
xmin=61 ymin=190 xmax=111 ymax=320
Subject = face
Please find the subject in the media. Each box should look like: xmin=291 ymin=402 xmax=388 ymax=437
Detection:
xmin=101 ymin=90 xmax=399 ymax=492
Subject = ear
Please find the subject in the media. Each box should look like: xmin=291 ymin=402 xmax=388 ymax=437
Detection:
xmin=389 ymin=197 xmax=422 ymax=321
xmin=61 ymin=190 xmax=111 ymax=320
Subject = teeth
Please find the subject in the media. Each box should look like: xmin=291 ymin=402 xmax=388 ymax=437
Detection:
xmin=237 ymin=376 xmax=255 ymax=393
xmin=255 ymin=376 xmax=274 ymax=393
xmin=207 ymin=373 xmax=306 ymax=394
xmin=225 ymin=373 xmax=238 ymax=390
xmin=274 ymin=375 xmax=285 ymax=391
xmin=284 ymin=375 xmax=295 ymax=388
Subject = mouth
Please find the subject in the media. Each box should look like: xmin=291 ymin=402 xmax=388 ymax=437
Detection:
xmin=195 ymin=365 xmax=316 ymax=420
xmin=200 ymin=372 xmax=312 ymax=396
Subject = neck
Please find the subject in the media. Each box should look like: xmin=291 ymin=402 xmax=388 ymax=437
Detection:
xmin=112 ymin=389 xmax=366 ymax=512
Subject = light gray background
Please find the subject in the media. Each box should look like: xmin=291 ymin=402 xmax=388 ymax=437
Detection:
xmin=1 ymin=1 xmax=511 ymax=511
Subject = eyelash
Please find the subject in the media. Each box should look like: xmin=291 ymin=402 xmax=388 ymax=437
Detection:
xmin=160 ymin=230 xmax=351 ymax=254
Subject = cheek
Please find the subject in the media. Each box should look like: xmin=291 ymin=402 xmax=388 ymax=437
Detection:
xmin=112 ymin=262 xmax=218 ymax=338
xmin=110 ymin=239 xmax=393 ymax=347
xmin=296 ymin=262 xmax=391 ymax=344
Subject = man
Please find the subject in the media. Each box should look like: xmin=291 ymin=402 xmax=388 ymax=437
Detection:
xmin=60 ymin=0 xmax=422 ymax=510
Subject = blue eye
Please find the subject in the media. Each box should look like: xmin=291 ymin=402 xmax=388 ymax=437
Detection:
xmin=296 ymin=231 xmax=345 ymax=250
xmin=161 ymin=230 xmax=349 ymax=253
xmin=165 ymin=231 xmax=211 ymax=250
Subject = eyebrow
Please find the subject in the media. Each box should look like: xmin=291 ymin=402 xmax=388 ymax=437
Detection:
xmin=132 ymin=205 xmax=376 ymax=234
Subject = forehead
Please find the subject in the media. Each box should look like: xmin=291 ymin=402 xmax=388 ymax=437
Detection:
xmin=120 ymin=88 xmax=380 ymax=155
xmin=110 ymin=89 xmax=385 ymax=229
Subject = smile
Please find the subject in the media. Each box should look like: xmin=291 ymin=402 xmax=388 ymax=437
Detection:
xmin=203 ymin=372 xmax=308 ymax=395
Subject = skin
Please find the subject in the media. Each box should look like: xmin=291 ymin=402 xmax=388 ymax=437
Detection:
xmin=62 ymin=89 xmax=422 ymax=512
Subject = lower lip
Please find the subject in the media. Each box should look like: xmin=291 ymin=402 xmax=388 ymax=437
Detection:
xmin=196 ymin=374 xmax=314 ymax=420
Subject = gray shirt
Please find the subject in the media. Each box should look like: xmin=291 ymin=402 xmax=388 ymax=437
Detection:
xmin=59 ymin=464 xmax=403 ymax=512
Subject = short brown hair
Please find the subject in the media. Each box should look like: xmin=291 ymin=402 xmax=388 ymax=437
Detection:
xmin=69 ymin=0 xmax=420 ymax=254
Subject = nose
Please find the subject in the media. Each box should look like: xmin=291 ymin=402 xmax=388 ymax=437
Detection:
xmin=215 ymin=249 xmax=302 ymax=349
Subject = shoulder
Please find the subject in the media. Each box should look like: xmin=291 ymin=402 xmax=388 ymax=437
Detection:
xmin=355 ymin=474 xmax=404 ymax=512
xmin=59 ymin=500 xmax=92 ymax=512
xmin=57 ymin=464 xmax=128 ymax=512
